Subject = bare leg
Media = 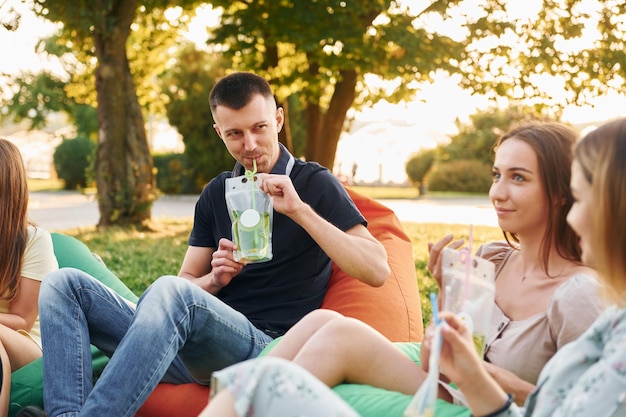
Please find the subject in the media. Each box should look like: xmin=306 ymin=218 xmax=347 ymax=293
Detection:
xmin=294 ymin=316 xmax=427 ymax=395
xmin=267 ymin=309 xmax=343 ymax=359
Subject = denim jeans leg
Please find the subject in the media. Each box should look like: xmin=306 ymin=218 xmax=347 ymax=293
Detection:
xmin=78 ymin=275 xmax=274 ymax=417
xmin=39 ymin=268 xmax=137 ymax=417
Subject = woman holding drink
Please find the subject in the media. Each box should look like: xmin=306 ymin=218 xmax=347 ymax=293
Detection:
xmin=424 ymin=121 xmax=601 ymax=403
xmin=435 ymin=116 xmax=626 ymax=416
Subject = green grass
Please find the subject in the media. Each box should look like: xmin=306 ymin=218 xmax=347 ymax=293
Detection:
xmin=28 ymin=178 xmax=64 ymax=192
xmin=63 ymin=219 xmax=502 ymax=330
xmin=64 ymin=220 xmax=192 ymax=293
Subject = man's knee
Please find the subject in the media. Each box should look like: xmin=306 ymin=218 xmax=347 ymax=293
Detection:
xmin=40 ymin=267 xmax=90 ymax=299
xmin=139 ymin=275 xmax=206 ymax=311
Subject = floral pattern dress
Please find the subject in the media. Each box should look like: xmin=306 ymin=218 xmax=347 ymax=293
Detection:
xmin=211 ymin=356 xmax=359 ymax=417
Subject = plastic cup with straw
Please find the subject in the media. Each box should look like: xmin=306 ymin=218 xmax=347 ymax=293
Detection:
xmin=241 ymin=159 xmax=261 ymax=248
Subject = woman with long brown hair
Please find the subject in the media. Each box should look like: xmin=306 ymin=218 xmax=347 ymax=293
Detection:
xmin=0 ymin=138 xmax=57 ymax=415
xmin=434 ymin=116 xmax=626 ymax=416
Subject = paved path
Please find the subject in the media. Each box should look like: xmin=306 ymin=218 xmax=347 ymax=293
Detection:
xmin=28 ymin=191 xmax=498 ymax=232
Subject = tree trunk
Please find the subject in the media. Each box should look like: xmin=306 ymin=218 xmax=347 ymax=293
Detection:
xmin=304 ymin=100 xmax=322 ymax=162
xmin=266 ymin=43 xmax=293 ymax=153
xmin=278 ymin=99 xmax=293 ymax=152
xmin=314 ymin=69 xmax=358 ymax=169
xmin=93 ymin=0 xmax=156 ymax=226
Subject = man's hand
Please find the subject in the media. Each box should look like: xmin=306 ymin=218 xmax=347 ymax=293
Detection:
xmin=208 ymin=238 xmax=245 ymax=290
xmin=259 ymin=174 xmax=307 ymax=217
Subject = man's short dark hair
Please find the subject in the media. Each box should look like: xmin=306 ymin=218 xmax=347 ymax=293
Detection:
xmin=209 ymin=72 xmax=275 ymax=113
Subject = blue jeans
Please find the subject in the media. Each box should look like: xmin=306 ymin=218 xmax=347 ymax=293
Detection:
xmin=39 ymin=268 xmax=273 ymax=417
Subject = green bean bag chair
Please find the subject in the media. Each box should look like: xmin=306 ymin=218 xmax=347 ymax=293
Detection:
xmin=8 ymin=232 xmax=139 ymax=416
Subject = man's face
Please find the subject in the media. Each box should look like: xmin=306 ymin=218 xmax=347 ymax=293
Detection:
xmin=213 ymin=94 xmax=284 ymax=173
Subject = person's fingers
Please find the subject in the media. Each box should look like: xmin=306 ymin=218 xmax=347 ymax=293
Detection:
xmin=217 ymin=238 xmax=237 ymax=251
xmin=427 ymin=236 xmax=468 ymax=288
xmin=427 ymin=235 xmax=456 ymax=268
xmin=448 ymin=239 xmax=465 ymax=250
xmin=428 ymin=234 xmax=454 ymax=255
xmin=439 ymin=312 xmax=472 ymax=339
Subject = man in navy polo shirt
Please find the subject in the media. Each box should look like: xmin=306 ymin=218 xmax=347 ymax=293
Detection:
xmin=37 ymin=71 xmax=390 ymax=417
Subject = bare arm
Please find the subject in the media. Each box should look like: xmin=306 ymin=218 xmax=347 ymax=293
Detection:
xmin=484 ymin=362 xmax=535 ymax=405
xmin=178 ymin=239 xmax=244 ymax=294
xmin=2 ymin=277 xmax=40 ymax=331
xmin=260 ymin=174 xmax=389 ymax=287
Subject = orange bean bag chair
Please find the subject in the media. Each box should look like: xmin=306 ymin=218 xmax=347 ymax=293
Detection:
xmin=135 ymin=187 xmax=423 ymax=417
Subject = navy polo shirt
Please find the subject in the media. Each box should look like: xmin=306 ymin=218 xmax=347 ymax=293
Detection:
xmin=188 ymin=146 xmax=366 ymax=337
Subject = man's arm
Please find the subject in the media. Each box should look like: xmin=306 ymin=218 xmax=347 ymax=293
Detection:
xmin=260 ymin=174 xmax=390 ymax=287
xmin=178 ymin=239 xmax=244 ymax=294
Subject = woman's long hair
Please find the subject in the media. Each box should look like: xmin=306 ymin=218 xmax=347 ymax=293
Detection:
xmin=574 ymin=118 xmax=626 ymax=306
xmin=0 ymin=139 xmax=29 ymax=300
xmin=494 ymin=122 xmax=581 ymax=275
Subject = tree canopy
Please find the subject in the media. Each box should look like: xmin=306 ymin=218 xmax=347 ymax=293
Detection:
xmin=2 ymin=0 xmax=624 ymax=225
xmin=205 ymin=0 xmax=626 ymax=170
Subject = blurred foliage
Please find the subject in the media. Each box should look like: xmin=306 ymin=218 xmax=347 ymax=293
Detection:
xmin=28 ymin=1 xmax=204 ymax=225
xmin=208 ymin=0 xmax=469 ymax=168
xmin=161 ymin=45 xmax=232 ymax=191
xmin=1 ymin=70 xmax=99 ymax=138
xmin=441 ymin=106 xmax=552 ymax=165
xmin=153 ymin=152 xmax=197 ymax=194
xmin=405 ymin=148 xmax=437 ymax=194
xmin=30 ymin=2 xmax=198 ymax=115
xmin=5 ymin=0 xmax=626 ymax=213
xmin=206 ymin=0 xmax=626 ymax=169
xmin=53 ymin=136 xmax=97 ymax=190
xmin=428 ymin=159 xmax=493 ymax=194
xmin=0 ymin=2 xmax=21 ymax=31
xmin=421 ymin=105 xmax=557 ymax=193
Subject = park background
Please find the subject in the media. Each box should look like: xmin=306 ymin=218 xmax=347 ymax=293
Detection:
xmin=2 ymin=0 xmax=625 ymax=322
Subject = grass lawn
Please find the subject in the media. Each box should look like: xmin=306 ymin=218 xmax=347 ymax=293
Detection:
xmin=64 ymin=218 xmax=502 ymax=329
xmin=28 ymin=178 xmax=65 ymax=192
